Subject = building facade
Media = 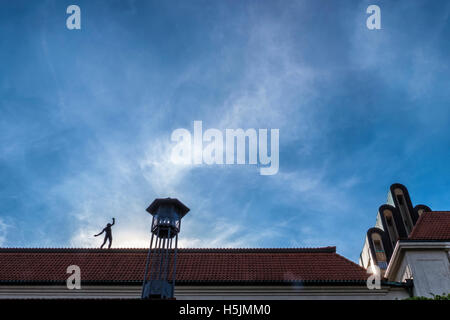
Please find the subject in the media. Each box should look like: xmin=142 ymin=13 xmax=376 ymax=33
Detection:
xmin=359 ymin=183 xmax=431 ymax=274
xmin=0 ymin=247 xmax=410 ymax=299
xmin=0 ymin=183 xmax=448 ymax=299
xmin=384 ymin=211 xmax=450 ymax=297
xmin=359 ymin=183 xmax=450 ymax=298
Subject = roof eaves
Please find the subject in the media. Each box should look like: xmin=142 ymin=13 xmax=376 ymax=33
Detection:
xmin=0 ymin=247 xmax=337 ymax=254
xmin=0 ymin=279 xmax=407 ymax=287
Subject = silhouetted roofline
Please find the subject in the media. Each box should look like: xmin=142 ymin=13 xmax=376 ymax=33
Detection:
xmin=0 ymin=246 xmax=337 ymax=254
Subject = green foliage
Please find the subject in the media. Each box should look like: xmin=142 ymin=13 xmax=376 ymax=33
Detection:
xmin=405 ymin=293 xmax=450 ymax=300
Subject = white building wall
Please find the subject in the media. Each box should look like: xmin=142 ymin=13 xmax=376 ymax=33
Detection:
xmin=402 ymin=250 xmax=450 ymax=297
xmin=0 ymin=285 xmax=409 ymax=300
xmin=387 ymin=242 xmax=450 ymax=298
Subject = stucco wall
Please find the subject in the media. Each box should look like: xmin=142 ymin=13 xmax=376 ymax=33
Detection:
xmin=401 ymin=250 xmax=450 ymax=297
xmin=0 ymin=285 xmax=409 ymax=300
xmin=387 ymin=242 xmax=450 ymax=298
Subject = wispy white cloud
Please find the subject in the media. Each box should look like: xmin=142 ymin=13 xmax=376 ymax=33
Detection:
xmin=60 ymin=8 xmax=326 ymax=249
xmin=0 ymin=218 xmax=8 ymax=246
xmin=138 ymin=138 xmax=192 ymax=196
xmin=179 ymin=218 xmax=280 ymax=249
xmin=4 ymin=1 xmax=449 ymax=265
xmin=217 ymin=17 xmax=320 ymax=141
xmin=350 ymin=0 xmax=450 ymax=102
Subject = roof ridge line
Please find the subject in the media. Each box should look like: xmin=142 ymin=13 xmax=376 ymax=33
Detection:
xmin=0 ymin=246 xmax=337 ymax=253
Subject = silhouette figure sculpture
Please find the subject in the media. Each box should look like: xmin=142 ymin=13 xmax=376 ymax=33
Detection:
xmin=94 ymin=218 xmax=115 ymax=249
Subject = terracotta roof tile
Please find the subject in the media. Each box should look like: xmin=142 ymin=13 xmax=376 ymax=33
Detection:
xmin=0 ymin=247 xmax=368 ymax=283
xmin=409 ymin=211 xmax=450 ymax=240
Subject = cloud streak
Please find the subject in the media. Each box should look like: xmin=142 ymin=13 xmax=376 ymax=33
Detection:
xmin=1 ymin=1 xmax=450 ymax=263
xmin=0 ymin=219 xmax=8 ymax=246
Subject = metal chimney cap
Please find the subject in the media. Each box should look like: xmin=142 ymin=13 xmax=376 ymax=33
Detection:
xmin=146 ymin=198 xmax=190 ymax=217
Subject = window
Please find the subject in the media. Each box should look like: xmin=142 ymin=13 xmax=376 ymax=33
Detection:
xmin=386 ymin=216 xmax=393 ymax=227
xmin=396 ymin=194 xmax=404 ymax=205
xmin=374 ymin=240 xmax=383 ymax=252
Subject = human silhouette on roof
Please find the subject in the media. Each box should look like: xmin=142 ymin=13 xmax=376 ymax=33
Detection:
xmin=94 ymin=218 xmax=115 ymax=249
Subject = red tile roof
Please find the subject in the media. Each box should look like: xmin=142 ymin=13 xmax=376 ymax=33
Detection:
xmin=409 ymin=211 xmax=450 ymax=240
xmin=0 ymin=247 xmax=369 ymax=284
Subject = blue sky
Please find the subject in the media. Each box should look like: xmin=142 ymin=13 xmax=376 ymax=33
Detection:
xmin=1 ymin=0 xmax=450 ymax=262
